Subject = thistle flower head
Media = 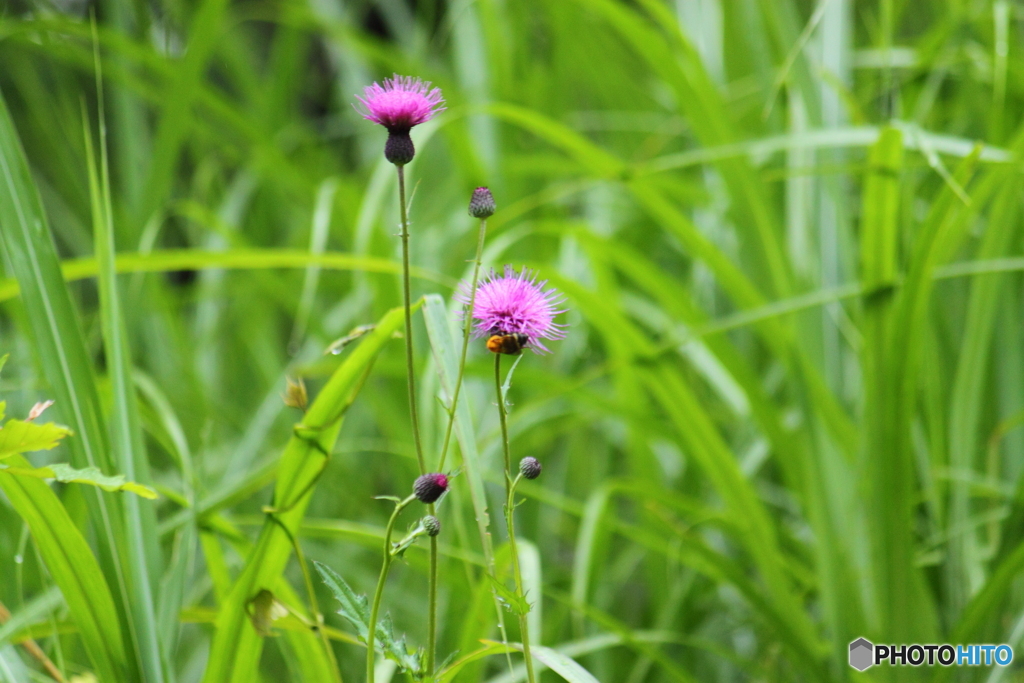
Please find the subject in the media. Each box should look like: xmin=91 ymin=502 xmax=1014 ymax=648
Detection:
xmin=355 ymin=75 xmax=445 ymax=133
xmin=519 ymin=456 xmax=542 ymax=480
xmin=458 ymin=266 xmax=567 ymax=354
xmin=421 ymin=515 xmax=441 ymax=537
xmin=413 ymin=473 xmax=449 ymax=504
xmin=469 ymin=187 xmax=496 ymax=218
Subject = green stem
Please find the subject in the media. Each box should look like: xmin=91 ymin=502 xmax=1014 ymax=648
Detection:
xmin=367 ymin=494 xmax=415 ymax=683
xmin=437 ymin=216 xmax=488 ymax=472
xmin=397 ymin=165 xmax=426 ymax=474
xmin=495 ymin=354 xmax=512 ymax=487
xmin=429 ymin=217 xmax=488 ymax=676
xmin=427 ymin=531 xmax=438 ymax=674
xmin=396 ymin=165 xmax=436 ymax=674
xmin=271 ymin=515 xmax=342 ymax=682
xmin=494 ymin=354 xmax=537 ymax=683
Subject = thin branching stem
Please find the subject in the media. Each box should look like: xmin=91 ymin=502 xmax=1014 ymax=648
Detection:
xmin=395 ymin=164 xmax=437 ymax=674
xmin=396 ymin=165 xmax=425 ymax=474
xmin=434 ymin=214 xmax=515 ymax=676
xmin=269 ymin=516 xmax=341 ymax=682
xmin=437 ymin=216 xmax=488 ymax=472
xmin=367 ymin=494 xmax=415 ymax=683
xmin=427 ymin=528 xmax=437 ymax=674
xmin=426 ymin=215 xmax=489 ymax=674
xmin=494 ymin=354 xmax=538 ymax=683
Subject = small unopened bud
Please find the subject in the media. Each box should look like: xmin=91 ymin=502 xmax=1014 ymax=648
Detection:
xmin=282 ymin=377 xmax=308 ymax=411
xmin=422 ymin=515 xmax=441 ymax=537
xmin=469 ymin=187 xmax=496 ymax=218
xmin=385 ymin=129 xmax=416 ymax=165
xmin=519 ymin=457 xmax=542 ymax=480
xmin=413 ymin=473 xmax=449 ymax=503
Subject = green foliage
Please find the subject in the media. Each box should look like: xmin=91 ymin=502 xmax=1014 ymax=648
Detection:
xmin=488 ymin=573 xmax=532 ymax=617
xmin=0 ymin=453 xmax=130 ymax=682
xmin=0 ymin=462 xmax=157 ymax=499
xmin=314 ymin=561 xmax=426 ymax=677
xmin=0 ymin=419 xmax=71 ymax=461
xmin=0 ymin=1 xmax=1024 ymax=682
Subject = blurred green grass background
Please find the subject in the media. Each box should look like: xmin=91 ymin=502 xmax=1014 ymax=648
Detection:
xmin=1 ymin=0 xmax=1024 ymax=681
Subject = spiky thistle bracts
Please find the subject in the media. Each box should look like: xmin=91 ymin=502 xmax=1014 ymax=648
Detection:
xmin=422 ymin=515 xmax=441 ymax=537
xmin=519 ymin=457 xmax=542 ymax=480
xmin=458 ymin=266 xmax=567 ymax=354
xmin=469 ymin=187 xmax=496 ymax=218
xmin=413 ymin=473 xmax=450 ymax=504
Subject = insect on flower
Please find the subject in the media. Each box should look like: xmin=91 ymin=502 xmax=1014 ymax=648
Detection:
xmin=486 ymin=331 xmax=529 ymax=355
xmin=459 ymin=266 xmax=567 ymax=354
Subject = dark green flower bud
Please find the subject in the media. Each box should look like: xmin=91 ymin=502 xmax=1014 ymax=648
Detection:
xmin=519 ymin=457 xmax=542 ymax=480
xmin=422 ymin=515 xmax=441 ymax=537
xmin=469 ymin=187 xmax=496 ymax=218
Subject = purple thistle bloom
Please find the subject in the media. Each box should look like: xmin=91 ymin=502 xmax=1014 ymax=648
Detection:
xmin=458 ymin=266 xmax=567 ymax=354
xmin=414 ymin=473 xmax=450 ymax=504
xmin=355 ymin=74 xmax=446 ymax=132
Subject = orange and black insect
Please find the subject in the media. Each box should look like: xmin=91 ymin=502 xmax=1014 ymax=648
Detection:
xmin=486 ymin=332 xmax=529 ymax=355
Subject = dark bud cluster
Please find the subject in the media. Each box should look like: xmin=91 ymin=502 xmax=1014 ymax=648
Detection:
xmin=413 ymin=472 xmax=449 ymax=503
xmin=519 ymin=457 xmax=542 ymax=480
xmin=422 ymin=515 xmax=441 ymax=537
xmin=469 ymin=187 xmax=496 ymax=218
xmin=385 ymin=129 xmax=416 ymax=166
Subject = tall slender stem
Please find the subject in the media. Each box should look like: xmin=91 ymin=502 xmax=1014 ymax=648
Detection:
xmin=396 ymin=165 xmax=437 ymax=674
xmin=505 ymin=475 xmax=536 ymax=683
xmin=367 ymin=495 xmax=414 ymax=683
xmin=269 ymin=516 xmax=342 ymax=682
xmin=495 ymin=355 xmax=512 ymax=487
xmin=428 ymin=216 xmax=488 ymax=676
xmin=494 ymin=355 xmax=537 ymax=683
xmin=427 ymin=532 xmax=438 ymax=674
xmin=397 ymin=165 xmax=426 ymax=474
xmin=437 ymin=217 xmax=488 ymax=472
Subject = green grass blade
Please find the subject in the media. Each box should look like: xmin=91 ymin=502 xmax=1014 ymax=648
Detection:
xmin=0 ymin=248 xmax=452 ymax=304
xmin=946 ymin=179 xmax=1022 ymax=616
xmin=201 ymin=304 xmax=409 ymax=683
xmin=85 ymin=65 xmax=166 ymax=681
xmin=0 ymin=85 xmax=143 ymax=681
xmin=0 ymin=454 xmax=128 ymax=682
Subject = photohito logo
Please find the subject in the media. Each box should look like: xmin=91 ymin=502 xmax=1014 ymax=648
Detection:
xmin=849 ymin=638 xmax=1013 ymax=671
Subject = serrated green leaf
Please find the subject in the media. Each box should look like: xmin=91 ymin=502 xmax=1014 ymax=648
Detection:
xmin=313 ymin=561 xmax=371 ymax=642
xmin=0 ymin=419 xmax=71 ymax=460
xmin=488 ymin=574 xmax=531 ymax=616
xmin=0 ymin=462 xmax=158 ymax=498
xmin=313 ymin=561 xmax=425 ymax=676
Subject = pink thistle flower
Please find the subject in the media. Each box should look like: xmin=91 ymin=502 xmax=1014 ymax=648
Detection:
xmin=355 ymin=75 xmax=445 ymax=130
xmin=354 ymin=75 xmax=445 ymax=165
xmin=458 ymin=266 xmax=567 ymax=354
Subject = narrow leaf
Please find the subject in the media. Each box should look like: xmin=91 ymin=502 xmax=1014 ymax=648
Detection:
xmin=201 ymin=305 xmax=409 ymax=683
xmin=0 ymin=462 xmax=158 ymax=498
xmin=0 ymin=454 xmax=129 ymax=682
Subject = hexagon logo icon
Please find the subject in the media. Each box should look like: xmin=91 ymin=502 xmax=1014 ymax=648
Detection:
xmin=849 ymin=638 xmax=874 ymax=671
